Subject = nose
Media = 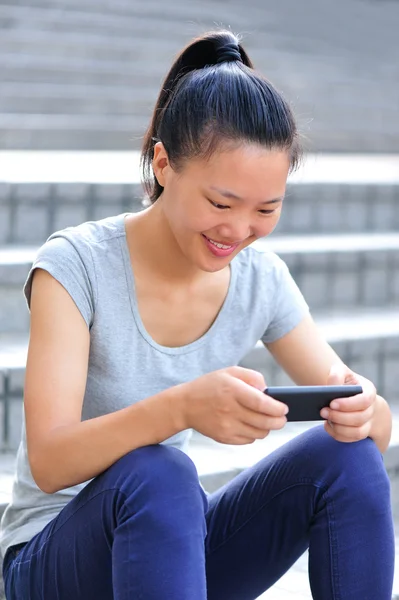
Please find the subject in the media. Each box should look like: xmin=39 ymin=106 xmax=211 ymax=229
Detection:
xmin=216 ymin=218 xmax=253 ymax=243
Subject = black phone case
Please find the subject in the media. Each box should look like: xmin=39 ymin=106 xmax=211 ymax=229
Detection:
xmin=264 ymin=385 xmax=363 ymax=422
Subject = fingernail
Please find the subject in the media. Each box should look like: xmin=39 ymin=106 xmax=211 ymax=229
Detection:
xmin=330 ymin=401 xmax=339 ymax=409
xmin=283 ymin=405 xmax=289 ymax=415
xmin=320 ymin=409 xmax=329 ymax=419
xmin=328 ymin=420 xmax=334 ymax=429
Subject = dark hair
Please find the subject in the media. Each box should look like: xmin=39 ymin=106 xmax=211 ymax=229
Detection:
xmin=141 ymin=30 xmax=302 ymax=204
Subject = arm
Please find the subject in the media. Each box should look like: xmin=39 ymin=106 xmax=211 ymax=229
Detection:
xmin=265 ymin=314 xmax=392 ymax=453
xmin=25 ymin=269 xmax=186 ymax=494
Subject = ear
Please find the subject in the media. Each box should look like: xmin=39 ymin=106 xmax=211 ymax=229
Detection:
xmin=152 ymin=142 xmax=170 ymax=187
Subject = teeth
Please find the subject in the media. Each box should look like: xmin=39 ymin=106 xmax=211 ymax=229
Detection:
xmin=208 ymin=238 xmax=233 ymax=249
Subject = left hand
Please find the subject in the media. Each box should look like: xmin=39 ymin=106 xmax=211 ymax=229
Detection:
xmin=321 ymin=364 xmax=377 ymax=443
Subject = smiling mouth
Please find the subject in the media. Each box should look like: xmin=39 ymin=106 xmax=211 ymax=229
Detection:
xmin=202 ymin=234 xmax=241 ymax=249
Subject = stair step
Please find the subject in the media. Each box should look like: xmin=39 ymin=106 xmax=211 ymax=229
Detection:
xmin=5 ymin=151 xmax=399 ymax=184
xmin=0 ymin=5 xmax=224 ymax=40
xmin=0 ymin=95 xmax=151 ymax=117
xmin=1 ymin=181 xmax=398 ymax=240
xmin=0 ymin=52 xmax=168 ymax=86
xmin=1 ymin=234 xmax=398 ymax=335
xmin=0 ymin=30 xmax=181 ymax=67
xmin=0 ymin=129 xmax=141 ymax=151
xmin=255 ymin=233 xmax=399 ymax=310
xmin=0 ymin=309 xmax=398 ymax=450
xmin=0 ymin=152 xmax=398 ymax=243
xmin=0 ymin=81 xmax=157 ymax=104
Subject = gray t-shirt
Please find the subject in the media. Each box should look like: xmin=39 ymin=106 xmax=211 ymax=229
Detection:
xmin=0 ymin=213 xmax=309 ymax=557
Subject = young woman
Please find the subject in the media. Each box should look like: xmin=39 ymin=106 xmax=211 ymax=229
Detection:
xmin=0 ymin=30 xmax=394 ymax=600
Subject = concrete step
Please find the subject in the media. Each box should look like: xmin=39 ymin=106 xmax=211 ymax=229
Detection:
xmin=0 ymin=128 xmax=143 ymax=151
xmin=0 ymin=152 xmax=398 ymax=243
xmin=0 ymin=91 xmax=154 ymax=117
xmin=1 ymin=234 xmax=398 ymax=334
xmin=0 ymin=81 xmax=157 ymax=106
xmin=0 ymin=52 xmax=170 ymax=86
xmin=255 ymin=234 xmax=399 ymax=310
xmin=0 ymin=309 xmax=398 ymax=449
xmin=0 ymin=29 xmax=184 ymax=67
xmin=0 ymin=77 xmax=396 ymax=121
xmin=0 ymin=4 xmax=222 ymax=40
xmin=2 ymin=177 xmax=399 ymax=239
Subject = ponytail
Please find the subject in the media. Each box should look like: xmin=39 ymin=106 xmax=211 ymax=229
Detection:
xmin=141 ymin=30 xmax=301 ymax=204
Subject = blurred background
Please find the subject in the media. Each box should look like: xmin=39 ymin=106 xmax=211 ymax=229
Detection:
xmin=0 ymin=1 xmax=398 ymax=597
xmin=0 ymin=0 xmax=398 ymax=151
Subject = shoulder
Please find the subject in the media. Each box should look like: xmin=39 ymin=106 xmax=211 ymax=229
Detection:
xmin=44 ymin=213 xmax=125 ymax=255
xmin=234 ymin=244 xmax=288 ymax=287
xmin=30 ymin=213 xmax=126 ymax=273
xmin=24 ymin=214 xmax=126 ymax=321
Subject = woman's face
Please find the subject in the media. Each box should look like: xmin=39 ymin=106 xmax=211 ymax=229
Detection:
xmin=152 ymin=142 xmax=290 ymax=273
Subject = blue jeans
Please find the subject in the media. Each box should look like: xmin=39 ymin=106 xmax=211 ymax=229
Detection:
xmin=2 ymin=426 xmax=395 ymax=599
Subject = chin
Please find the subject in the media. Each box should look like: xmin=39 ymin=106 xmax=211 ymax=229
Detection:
xmin=202 ymin=263 xmax=227 ymax=273
xmin=201 ymin=253 xmax=238 ymax=273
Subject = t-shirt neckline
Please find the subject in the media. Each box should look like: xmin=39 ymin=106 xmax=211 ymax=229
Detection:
xmin=116 ymin=212 xmax=238 ymax=355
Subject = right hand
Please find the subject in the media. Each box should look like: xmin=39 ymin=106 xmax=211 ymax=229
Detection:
xmin=180 ymin=366 xmax=288 ymax=445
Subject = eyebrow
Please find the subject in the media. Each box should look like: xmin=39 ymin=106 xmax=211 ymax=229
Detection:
xmin=209 ymin=186 xmax=284 ymax=205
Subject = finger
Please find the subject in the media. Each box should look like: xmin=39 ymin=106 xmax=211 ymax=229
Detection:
xmin=325 ymin=421 xmax=369 ymax=442
xmin=255 ymin=391 xmax=289 ymax=417
xmin=240 ymin=424 xmax=271 ymax=440
xmin=324 ymin=419 xmax=354 ymax=442
xmin=228 ymin=436 xmax=260 ymax=446
xmin=324 ymin=419 xmax=352 ymax=442
xmin=241 ymin=409 xmax=287 ymax=432
xmin=320 ymin=406 xmax=374 ymax=427
xmin=228 ymin=366 xmax=266 ymax=391
xmin=234 ymin=382 xmax=288 ymax=417
xmin=328 ymin=393 xmax=373 ymax=412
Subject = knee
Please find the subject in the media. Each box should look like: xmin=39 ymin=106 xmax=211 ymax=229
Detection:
xmin=304 ymin=426 xmax=391 ymax=502
xmin=105 ymin=444 xmax=206 ymax=505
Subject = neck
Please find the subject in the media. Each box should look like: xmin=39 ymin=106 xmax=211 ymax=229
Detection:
xmin=125 ymin=200 xmax=207 ymax=285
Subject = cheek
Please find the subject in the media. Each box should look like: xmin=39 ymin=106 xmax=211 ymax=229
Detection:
xmin=253 ymin=212 xmax=281 ymax=238
xmin=168 ymin=199 xmax=213 ymax=238
xmin=183 ymin=203 xmax=218 ymax=233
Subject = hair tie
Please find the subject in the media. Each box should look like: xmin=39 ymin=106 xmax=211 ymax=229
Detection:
xmin=216 ymin=42 xmax=242 ymax=64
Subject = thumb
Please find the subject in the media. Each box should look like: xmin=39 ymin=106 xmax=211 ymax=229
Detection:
xmin=327 ymin=363 xmax=347 ymax=385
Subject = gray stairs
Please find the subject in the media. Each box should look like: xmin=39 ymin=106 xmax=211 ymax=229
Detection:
xmin=1 ymin=176 xmax=399 ymax=246
xmin=0 ymin=0 xmax=398 ymax=151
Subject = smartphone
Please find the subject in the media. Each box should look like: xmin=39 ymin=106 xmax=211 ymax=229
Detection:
xmin=263 ymin=385 xmax=363 ymax=422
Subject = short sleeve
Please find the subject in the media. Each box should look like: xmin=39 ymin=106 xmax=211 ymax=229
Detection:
xmin=261 ymin=256 xmax=309 ymax=344
xmin=23 ymin=235 xmax=96 ymax=328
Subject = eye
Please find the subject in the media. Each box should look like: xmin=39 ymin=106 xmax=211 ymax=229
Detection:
xmin=258 ymin=209 xmax=277 ymax=215
xmin=209 ymin=200 xmax=230 ymax=210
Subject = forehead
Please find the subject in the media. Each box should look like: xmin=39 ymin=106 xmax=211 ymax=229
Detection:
xmin=185 ymin=145 xmax=290 ymax=197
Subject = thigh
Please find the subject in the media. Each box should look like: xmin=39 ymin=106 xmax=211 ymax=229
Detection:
xmin=4 ymin=476 xmax=123 ymax=600
xmin=4 ymin=444 xmax=209 ymax=600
